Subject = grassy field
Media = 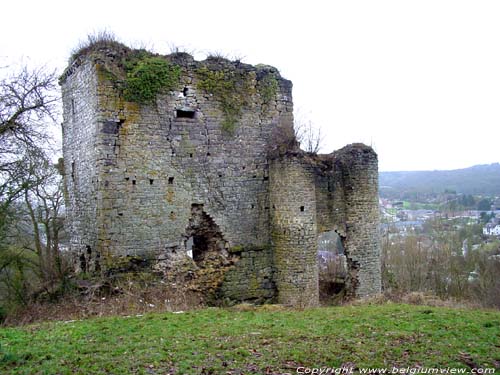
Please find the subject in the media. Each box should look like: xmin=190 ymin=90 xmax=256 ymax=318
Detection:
xmin=1 ymin=303 xmax=499 ymax=374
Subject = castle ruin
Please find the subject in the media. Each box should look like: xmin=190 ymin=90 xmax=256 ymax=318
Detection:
xmin=60 ymin=42 xmax=381 ymax=306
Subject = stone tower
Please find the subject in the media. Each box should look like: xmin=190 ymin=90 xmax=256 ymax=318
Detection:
xmin=60 ymin=42 xmax=381 ymax=305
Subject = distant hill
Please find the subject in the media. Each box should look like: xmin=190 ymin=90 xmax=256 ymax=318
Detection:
xmin=379 ymin=163 xmax=500 ymax=198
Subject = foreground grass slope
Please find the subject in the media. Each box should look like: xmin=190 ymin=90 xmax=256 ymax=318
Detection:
xmin=1 ymin=303 xmax=499 ymax=374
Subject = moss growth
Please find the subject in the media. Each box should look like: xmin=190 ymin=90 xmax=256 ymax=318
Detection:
xmin=89 ymin=48 xmax=181 ymax=105
xmin=123 ymin=56 xmax=181 ymax=104
xmin=228 ymin=245 xmax=244 ymax=254
xmin=196 ymin=66 xmax=255 ymax=135
xmin=258 ymin=74 xmax=278 ymax=104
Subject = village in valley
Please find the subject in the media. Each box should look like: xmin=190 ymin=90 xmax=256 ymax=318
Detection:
xmin=380 ymin=191 xmax=500 ymax=290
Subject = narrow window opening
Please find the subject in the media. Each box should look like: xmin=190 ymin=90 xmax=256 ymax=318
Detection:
xmin=218 ymin=174 xmax=223 ymax=178
xmin=263 ymin=176 xmax=269 ymax=181
xmin=118 ymin=212 xmax=123 ymax=216
xmin=242 ymin=166 xmax=246 ymax=170
xmin=252 ymin=175 xmax=257 ymax=178
xmin=300 ymin=206 xmax=305 ymax=212
xmin=206 ymin=152 xmax=211 ymax=157
xmin=168 ymin=177 xmax=174 ymax=184
xmin=125 ymin=177 xmax=129 ymax=181
xmin=71 ymin=99 xmax=76 ymax=115
xmin=183 ymin=87 xmax=189 ymax=96
xmin=71 ymin=161 xmax=75 ymax=181
xmin=149 ymin=179 xmax=154 ymax=185
xmin=251 ymin=204 xmax=255 ymax=209
xmin=132 ymin=180 xmax=136 ymax=185
xmin=176 ymin=109 xmax=196 ymax=119
xmin=189 ymin=153 xmax=193 ymax=158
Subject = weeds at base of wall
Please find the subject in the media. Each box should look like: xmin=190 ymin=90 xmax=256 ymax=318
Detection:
xmin=1 ymin=273 xmax=204 ymax=326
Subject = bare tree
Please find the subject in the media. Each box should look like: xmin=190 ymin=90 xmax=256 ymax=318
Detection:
xmin=0 ymin=65 xmax=58 ymax=207
xmin=0 ymin=65 xmax=61 ymax=312
xmin=294 ymin=117 xmax=323 ymax=154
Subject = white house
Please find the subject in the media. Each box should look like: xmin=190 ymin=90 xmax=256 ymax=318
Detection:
xmin=483 ymin=223 xmax=500 ymax=236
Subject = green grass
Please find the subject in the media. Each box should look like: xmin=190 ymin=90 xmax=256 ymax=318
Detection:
xmin=1 ymin=304 xmax=499 ymax=374
xmin=402 ymin=201 xmax=439 ymax=210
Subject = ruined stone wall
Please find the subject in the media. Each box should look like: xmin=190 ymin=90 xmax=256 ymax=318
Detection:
xmin=61 ymin=44 xmax=381 ymax=304
xmin=333 ymin=144 xmax=381 ymax=297
xmin=61 ymin=48 xmax=294 ymax=301
xmin=61 ymin=61 xmax=100 ymax=271
xmin=269 ymin=155 xmax=319 ymax=306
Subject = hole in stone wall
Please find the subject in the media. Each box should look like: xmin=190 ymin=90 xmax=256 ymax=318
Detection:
xmin=125 ymin=177 xmax=129 ymax=181
xmin=251 ymin=204 xmax=255 ymax=209
xmin=183 ymin=87 xmax=189 ymax=96
xmin=150 ymin=179 xmax=154 ymax=185
xmin=95 ymin=251 xmax=101 ymax=272
xmin=318 ymin=230 xmax=347 ymax=303
xmin=71 ymin=161 xmax=75 ymax=181
xmin=186 ymin=205 xmax=228 ymax=266
xmin=168 ymin=177 xmax=174 ymax=184
xmin=186 ymin=236 xmax=194 ymax=258
xmin=263 ymin=176 xmax=269 ymax=181
xmin=176 ymin=109 xmax=196 ymax=119
xmin=79 ymin=253 xmax=87 ymax=273
xmin=206 ymin=152 xmax=211 ymax=156
xmin=189 ymin=153 xmax=193 ymax=158
xmin=132 ymin=180 xmax=136 ymax=185
xmin=300 ymin=206 xmax=305 ymax=212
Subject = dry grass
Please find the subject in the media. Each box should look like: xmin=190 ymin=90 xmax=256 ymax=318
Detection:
xmin=3 ymin=277 xmax=203 ymax=326
xmin=347 ymin=291 xmax=484 ymax=310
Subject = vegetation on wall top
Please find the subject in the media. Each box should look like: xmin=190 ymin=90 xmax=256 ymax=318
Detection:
xmin=122 ymin=55 xmax=181 ymax=104
xmin=196 ymin=65 xmax=255 ymax=135
xmin=68 ymin=33 xmax=182 ymax=104
xmin=196 ymin=63 xmax=279 ymax=135
xmin=68 ymin=33 xmax=280 ymax=109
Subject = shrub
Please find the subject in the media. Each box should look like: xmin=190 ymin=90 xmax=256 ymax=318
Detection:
xmin=123 ymin=57 xmax=181 ymax=104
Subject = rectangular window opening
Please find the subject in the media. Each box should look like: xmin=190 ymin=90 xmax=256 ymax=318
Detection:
xmin=176 ymin=109 xmax=196 ymax=119
xmin=300 ymin=206 xmax=305 ymax=212
xmin=168 ymin=177 xmax=174 ymax=184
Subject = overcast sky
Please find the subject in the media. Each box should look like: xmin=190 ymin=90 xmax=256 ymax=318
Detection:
xmin=2 ymin=0 xmax=499 ymax=171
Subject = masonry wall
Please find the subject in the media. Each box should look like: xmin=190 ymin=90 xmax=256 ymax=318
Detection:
xmin=334 ymin=144 xmax=381 ymax=297
xmin=61 ymin=61 xmax=100 ymax=271
xmin=269 ymin=155 xmax=319 ymax=306
xmin=61 ymin=49 xmax=294 ymax=301
xmin=61 ymin=45 xmax=381 ymax=304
